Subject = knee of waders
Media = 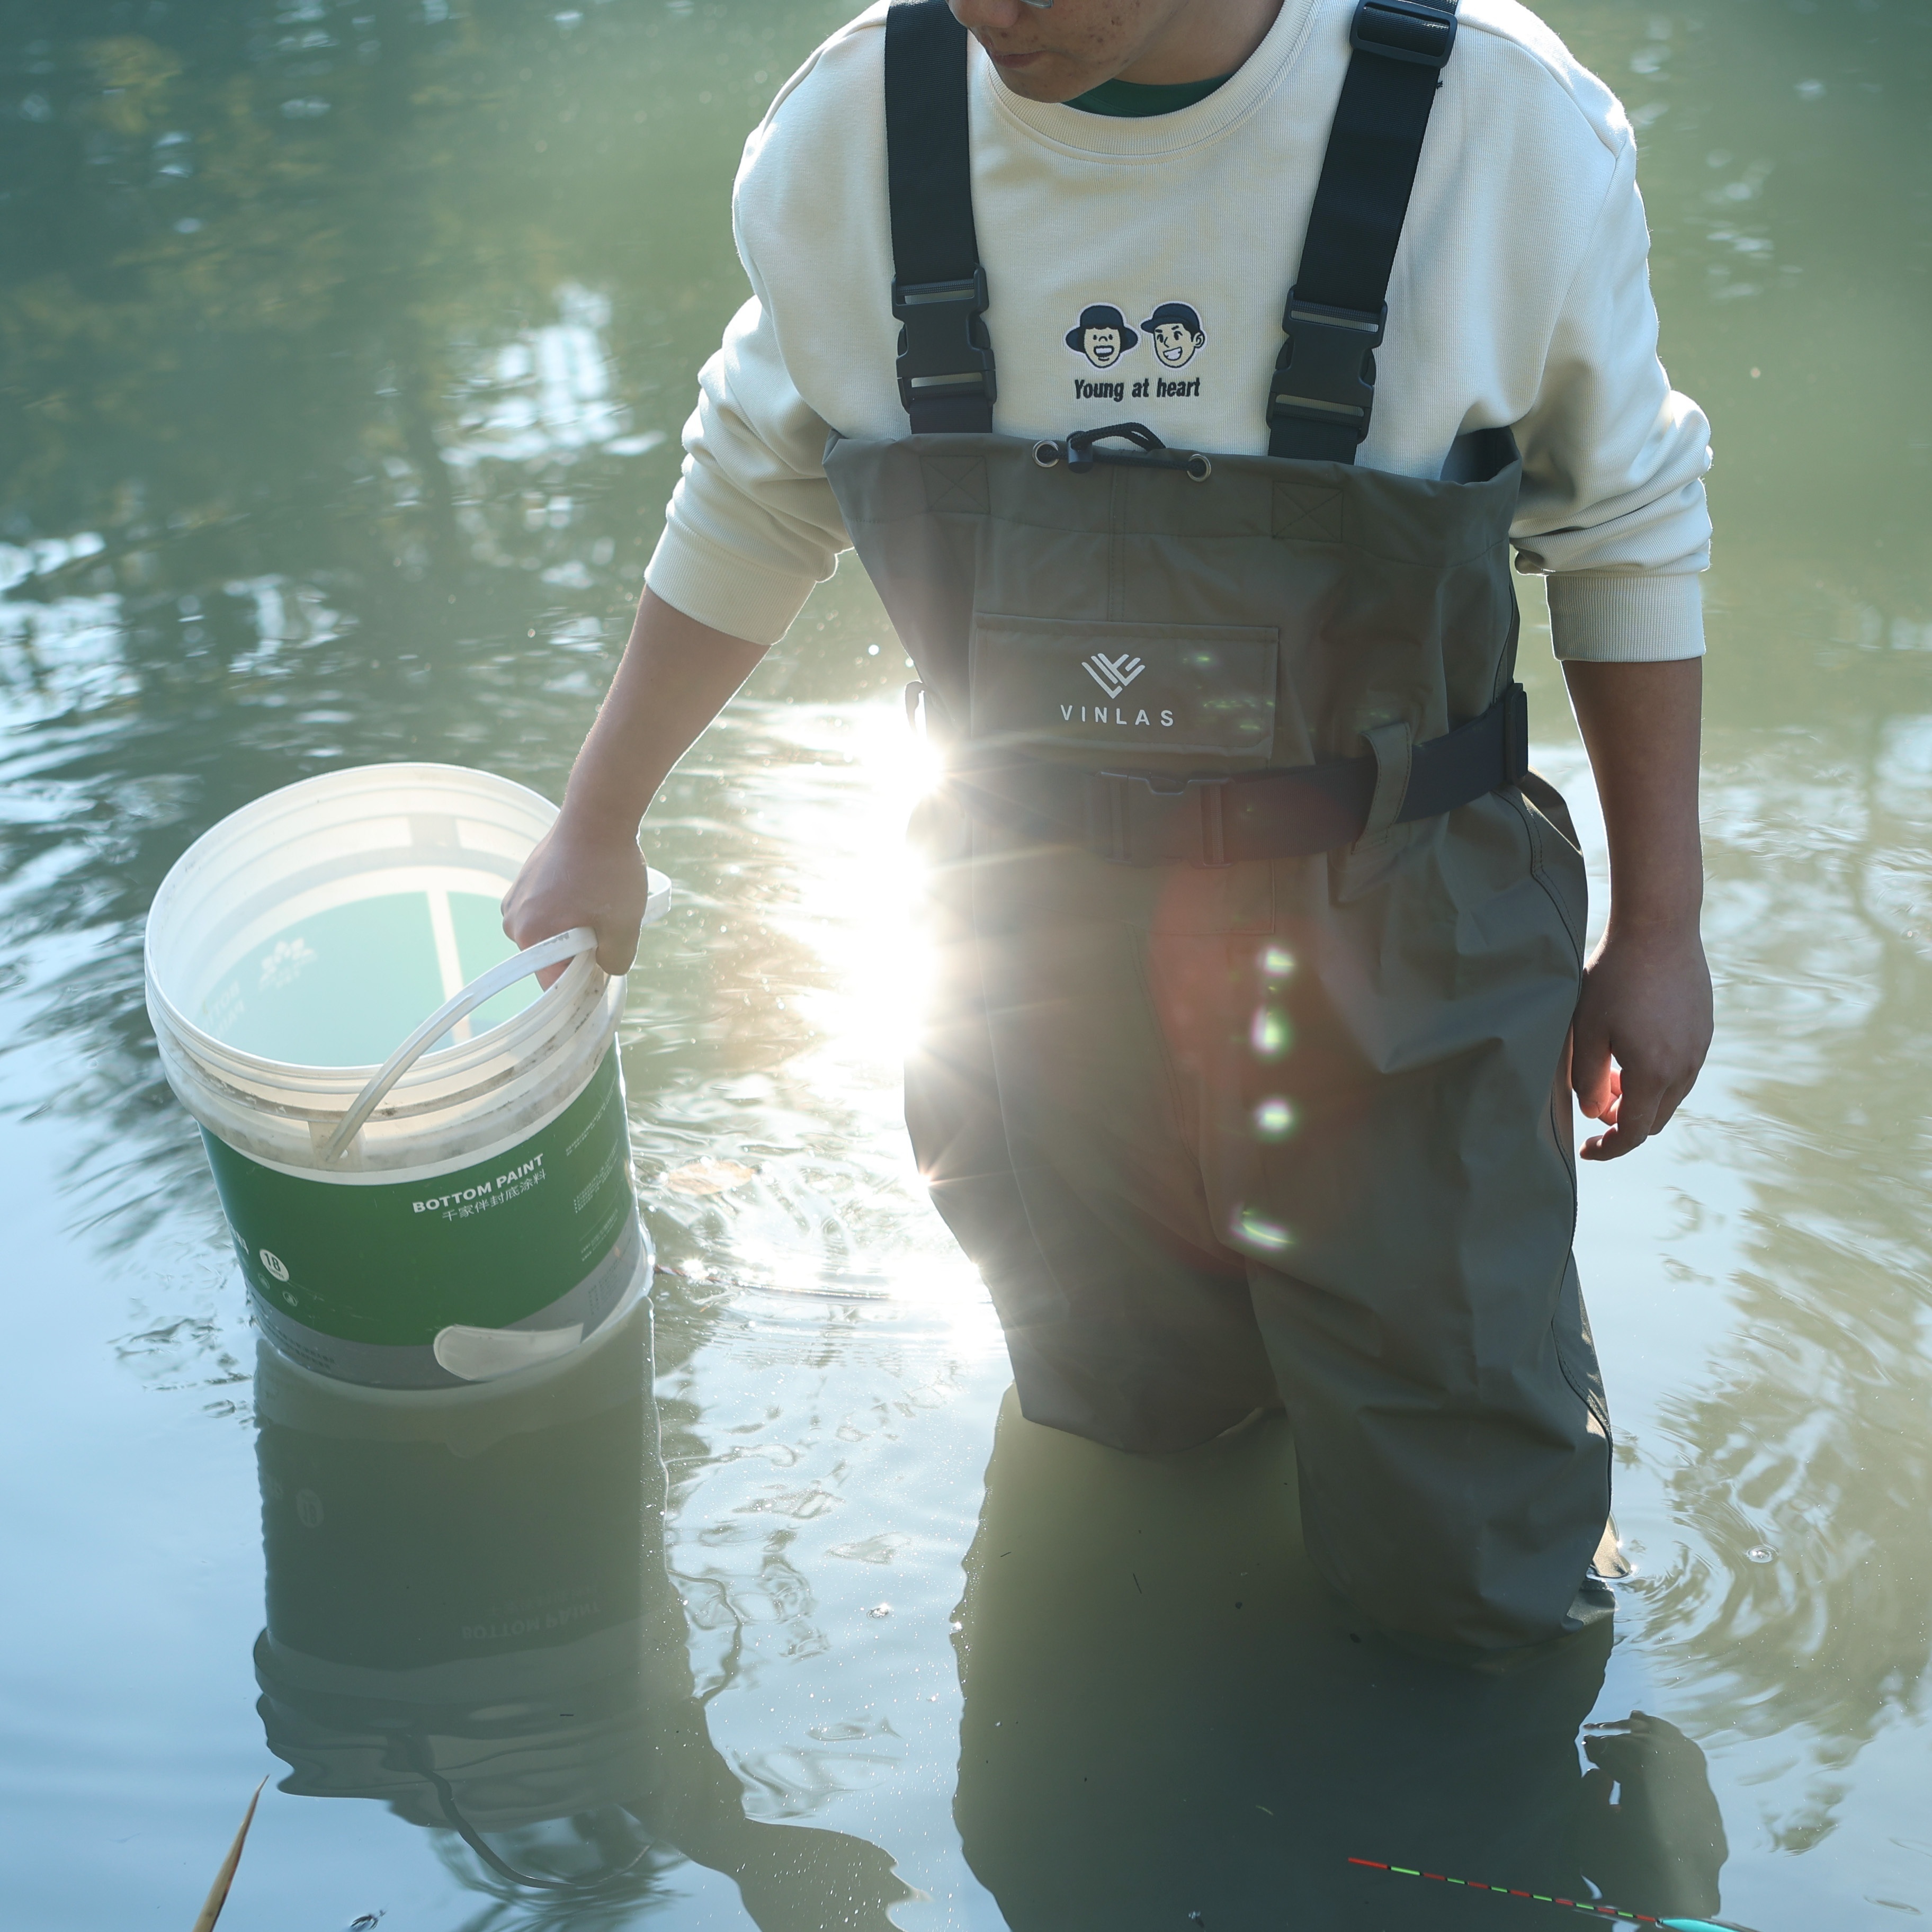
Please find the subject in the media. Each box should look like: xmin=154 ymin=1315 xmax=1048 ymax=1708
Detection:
xmin=1294 ymin=1453 xmax=1615 ymax=1662
xmin=1363 ymin=1590 xmax=1617 ymax=1676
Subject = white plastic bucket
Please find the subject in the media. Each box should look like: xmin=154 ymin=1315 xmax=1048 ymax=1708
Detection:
xmin=145 ymin=763 xmax=661 ymax=1391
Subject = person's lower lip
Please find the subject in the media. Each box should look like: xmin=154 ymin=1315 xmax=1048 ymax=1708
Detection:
xmin=990 ymin=48 xmax=1046 ymax=68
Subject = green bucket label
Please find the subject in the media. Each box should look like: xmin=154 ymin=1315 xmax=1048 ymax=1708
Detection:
xmin=203 ymin=1046 xmax=636 ymax=1349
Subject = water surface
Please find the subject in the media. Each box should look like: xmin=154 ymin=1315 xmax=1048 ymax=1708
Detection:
xmin=2 ymin=1 xmax=1929 ymax=1927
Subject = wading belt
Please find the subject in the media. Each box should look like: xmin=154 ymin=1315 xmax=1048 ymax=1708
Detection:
xmin=883 ymin=0 xmax=1524 ymax=864
xmin=955 ymin=685 xmax=1527 ymax=867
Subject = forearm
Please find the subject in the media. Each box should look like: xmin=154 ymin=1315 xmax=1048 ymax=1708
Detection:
xmin=502 ymin=589 xmax=766 ymax=971
xmin=1562 ymin=657 xmax=1703 ymax=932
xmin=1561 ymin=655 xmax=1711 ymax=1159
xmin=558 ymin=588 xmax=768 ymax=836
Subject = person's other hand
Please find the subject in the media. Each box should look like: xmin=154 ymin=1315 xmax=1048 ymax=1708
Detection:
xmin=1570 ymin=923 xmax=1712 ymax=1161
xmin=501 ymin=813 xmax=649 ymax=985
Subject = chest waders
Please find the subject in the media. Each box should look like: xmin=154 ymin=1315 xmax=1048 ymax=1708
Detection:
xmin=822 ymin=0 xmax=1612 ymax=1652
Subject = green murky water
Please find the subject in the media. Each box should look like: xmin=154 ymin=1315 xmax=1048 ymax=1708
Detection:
xmin=1 ymin=2 xmax=1929 ymax=1927
xmin=209 ymin=889 xmax=534 ymax=1066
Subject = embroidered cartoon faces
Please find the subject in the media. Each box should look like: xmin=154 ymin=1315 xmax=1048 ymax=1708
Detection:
xmin=1142 ymin=301 xmax=1206 ymax=369
xmin=1065 ymin=304 xmax=1138 ymax=369
xmin=1062 ymin=301 xmax=1206 ymax=400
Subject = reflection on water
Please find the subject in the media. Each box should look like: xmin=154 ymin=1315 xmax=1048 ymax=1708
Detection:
xmin=956 ymin=1392 xmax=1737 ymax=1931
xmin=1 ymin=0 xmax=1930 ymax=1924
xmin=0 ymin=0 xmax=869 ymax=1241
xmin=1627 ymin=722 xmax=1932 ymax=1840
xmin=253 ymin=1303 xmax=910 ymax=1927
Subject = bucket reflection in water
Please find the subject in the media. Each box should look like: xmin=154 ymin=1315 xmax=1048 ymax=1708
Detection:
xmin=252 ymin=1302 xmax=911 ymax=1924
xmin=954 ymin=1390 xmax=1739 ymax=1931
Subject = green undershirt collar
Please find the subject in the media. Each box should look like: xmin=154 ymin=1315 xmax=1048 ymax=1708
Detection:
xmin=1065 ymin=72 xmax=1234 ymax=118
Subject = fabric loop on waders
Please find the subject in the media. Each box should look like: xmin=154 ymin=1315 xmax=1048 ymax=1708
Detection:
xmin=827 ymin=0 xmax=1611 ymax=1656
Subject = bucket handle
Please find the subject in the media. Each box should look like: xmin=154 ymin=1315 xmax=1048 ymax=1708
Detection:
xmin=319 ymin=926 xmax=597 ymax=1166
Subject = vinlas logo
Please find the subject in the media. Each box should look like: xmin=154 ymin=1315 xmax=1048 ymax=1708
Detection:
xmin=1083 ymin=652 xmax=1146 ymax=700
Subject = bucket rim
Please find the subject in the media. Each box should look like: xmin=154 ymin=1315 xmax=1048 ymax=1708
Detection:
xmin=144 ymin=760 xmax=587 ymax=1084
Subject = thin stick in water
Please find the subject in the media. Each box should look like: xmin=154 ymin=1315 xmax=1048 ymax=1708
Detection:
xmin=190 ymin=1777 xmax=268 ymax=1932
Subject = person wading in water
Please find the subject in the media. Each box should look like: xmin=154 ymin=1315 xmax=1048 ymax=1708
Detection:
xmin=504 ymin=0 xmax=1713 ymax=1658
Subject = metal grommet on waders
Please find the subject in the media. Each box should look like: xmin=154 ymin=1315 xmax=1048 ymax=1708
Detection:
xmin=145 ymin=764 xmax=668 ymax=1391
xmin=822 ymin=0 xmax=1613 ymax=1651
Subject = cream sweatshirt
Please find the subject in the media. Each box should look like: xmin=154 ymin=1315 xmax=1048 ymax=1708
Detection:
xmin=646 ymin=0 xmax=1713 ymax=662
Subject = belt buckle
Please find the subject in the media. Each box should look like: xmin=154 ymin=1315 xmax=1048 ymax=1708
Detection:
xmin=1086 ymin=771 xmax=1231 ymax=868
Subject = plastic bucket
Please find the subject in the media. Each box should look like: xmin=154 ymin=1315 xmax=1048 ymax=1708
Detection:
xmin=145 ymin=763 xmax=659 ymax=1391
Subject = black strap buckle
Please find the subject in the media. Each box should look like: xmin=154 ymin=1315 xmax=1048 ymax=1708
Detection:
xmin=1266 ymin=291 xmax=1387 ymax=446
xmin=1085 ymin=771 xmax=1232 ymax=868
xmin=891 ymin=268 xmax=996 ymax=416
xmin=1350 ymin=0 xmax=1457 ymax=67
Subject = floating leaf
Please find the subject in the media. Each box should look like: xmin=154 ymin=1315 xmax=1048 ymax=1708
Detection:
xmin=190 ymin=1777 xmax=267 ymax=1931
xmin=662 ymin=1157 xmax=756 ymax=1196
xmin=828 ymin=1532 xmax=911 ymax=1566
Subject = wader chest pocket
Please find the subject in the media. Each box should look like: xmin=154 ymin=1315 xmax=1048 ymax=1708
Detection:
xmin=967 ymin=614 xmax=1278 ymax=760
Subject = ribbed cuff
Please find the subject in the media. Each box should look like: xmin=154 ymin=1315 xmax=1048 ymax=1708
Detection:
xmin=1545 ymin=572 xmax=1706 ymax=663
xmin=643 ymin=522 xmax=819 ymax=649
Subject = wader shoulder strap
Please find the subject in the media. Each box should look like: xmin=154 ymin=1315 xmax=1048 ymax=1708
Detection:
xmin=1267 ymin=0 xmax=1459 ymax=464
xmin=884 ymin=0 xmax=996 ymax=434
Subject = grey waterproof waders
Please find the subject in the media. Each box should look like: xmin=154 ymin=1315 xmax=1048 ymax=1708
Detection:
xmin=823 ymin=0 xmax=1612 ymax=1652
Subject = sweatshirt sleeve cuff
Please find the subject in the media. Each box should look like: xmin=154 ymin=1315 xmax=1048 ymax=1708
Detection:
xmin=644 ymin=521 xmax=820 ymax=649
xmin=1545 ymin=571 xmax=1706 ymax=663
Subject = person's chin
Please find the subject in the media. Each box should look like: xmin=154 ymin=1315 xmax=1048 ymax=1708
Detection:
xmin=985 ymin=49 xmax=1093 ymax=102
